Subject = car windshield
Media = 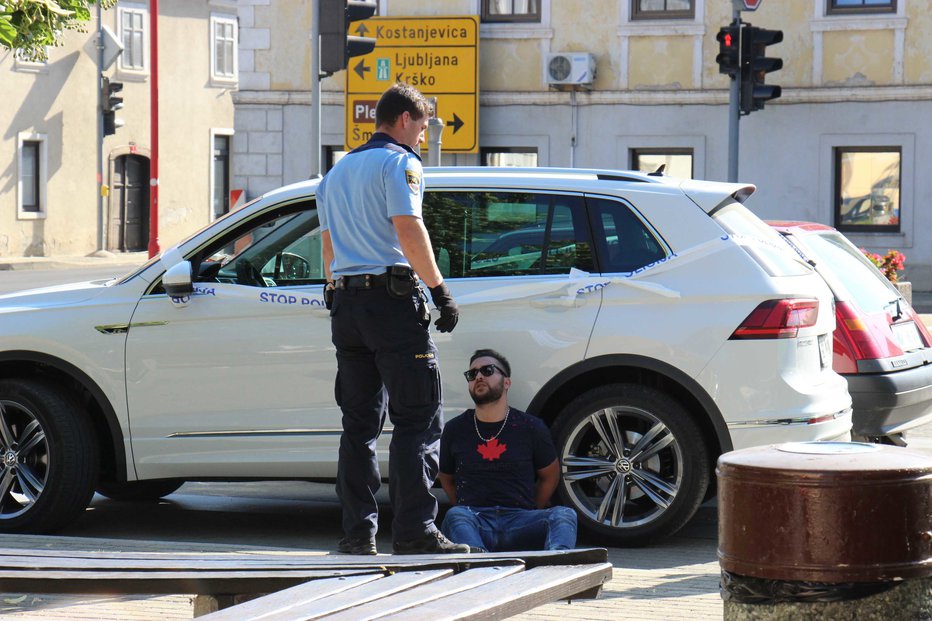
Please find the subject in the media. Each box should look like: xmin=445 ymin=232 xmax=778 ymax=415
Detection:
xmin=712 ymin=202 xmax=811 ymax=276
xmin=802 ymin=231 xmax=900 ymax=314
xmin=112 ymin=195 xmax=267 ymax=285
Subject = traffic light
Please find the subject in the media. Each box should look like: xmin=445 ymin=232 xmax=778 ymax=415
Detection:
xmin=740 ymin=25 xmax=783 ymax=114
xmin=715 ymin=21 xmax=741 ymax=78
xmin=102 ymin=76 xmax=124 ymax=136
xmin=320 ymin=0 xmax=377 ymax=75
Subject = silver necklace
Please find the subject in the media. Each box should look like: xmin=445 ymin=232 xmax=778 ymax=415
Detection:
xmin=474 ymin=407 xmax=510 ymax=442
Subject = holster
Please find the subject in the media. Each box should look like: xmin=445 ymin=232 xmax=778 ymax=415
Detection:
xmin=386 ymin=266 xmax=416 ymax=299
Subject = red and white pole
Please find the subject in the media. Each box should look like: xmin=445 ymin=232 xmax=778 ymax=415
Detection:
xmin=148 ymin=0 xmax=160 ymax=257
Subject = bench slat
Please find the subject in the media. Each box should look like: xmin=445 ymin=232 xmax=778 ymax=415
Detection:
xmin=374 ymin=563 xmax=614 ymax=621
xmin=201 ymin=569 xmax=453 ymax=621
xmin=0 ymin=545 xmax=606 ymax=567
xmin=0 ymin=552 xmax=526 ymax=573
xmin=0 ymin=568 xmax=378 ymax=596
xmin=196 ymin=573 xmax=384 ymax=620
xmin=321 ymin=565 xmax=525 ymax=621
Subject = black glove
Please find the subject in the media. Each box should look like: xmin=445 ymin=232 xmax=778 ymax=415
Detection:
xmin=428 ymin=282 xmax=459 ymax=333
xmin=324 ymin=282 xmax=335 ymax=310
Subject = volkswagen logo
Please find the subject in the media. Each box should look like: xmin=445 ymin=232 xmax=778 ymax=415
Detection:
xmin=615 ymin=458 xmax=632 ymax=474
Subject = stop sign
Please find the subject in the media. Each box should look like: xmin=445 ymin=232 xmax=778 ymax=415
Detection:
xmin=734 ymin=0 xmax=762 ymax=10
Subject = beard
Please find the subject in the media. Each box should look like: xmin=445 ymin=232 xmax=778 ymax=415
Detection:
xmin=469 ymin=381 xmax=505 ymax=406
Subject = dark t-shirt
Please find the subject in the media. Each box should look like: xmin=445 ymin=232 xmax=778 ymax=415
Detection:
xmin=439 ymin=408 xmax=557 ymax=510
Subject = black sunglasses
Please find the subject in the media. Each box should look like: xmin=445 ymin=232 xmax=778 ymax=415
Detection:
xmin=464 ymin=364 xmax=506 ymax=382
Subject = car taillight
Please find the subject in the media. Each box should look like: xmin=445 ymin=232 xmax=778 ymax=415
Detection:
xmin=834 ymin=301 xmax=887 ymax=360
xmin=730 ymin=298 xmax=819 ymax=340
xmin=907 ymin=309 xmax=932 ymax=348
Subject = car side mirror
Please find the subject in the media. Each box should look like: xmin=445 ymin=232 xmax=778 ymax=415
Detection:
xmin=163 ymin=261 xmax=194 ymax=298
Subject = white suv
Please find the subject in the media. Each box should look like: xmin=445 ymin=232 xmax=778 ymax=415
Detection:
xmin=0 ymin=168 xmax=852 ymax=544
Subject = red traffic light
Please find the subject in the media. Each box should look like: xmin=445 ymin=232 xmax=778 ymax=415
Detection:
xmin=716 ymin=23 xmax=741 ymax=77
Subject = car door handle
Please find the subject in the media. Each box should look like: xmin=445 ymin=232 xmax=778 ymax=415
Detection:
xmin=530 ymin=295 xmax=585 ymax=308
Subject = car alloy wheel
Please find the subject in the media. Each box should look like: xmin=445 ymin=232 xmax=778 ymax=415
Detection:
xmin=562 ymin=404 xmax=683 ymax=528
xmin=0 ymin=379 xmax=98 ymax=533
xmin=0 ymin=398 xmax=49 ymax=519
xmin=553 ymin=384 xmax=709 ymax=545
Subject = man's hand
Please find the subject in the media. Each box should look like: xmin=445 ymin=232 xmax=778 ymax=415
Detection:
xmin=429 ymin=282 xmax=459 ymax=333
xmin=324 ymin=281 xmax=335 ymax=310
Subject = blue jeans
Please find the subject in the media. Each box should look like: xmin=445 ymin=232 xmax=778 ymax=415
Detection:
xmin=441 ymin=505 xmax=577 ymax=552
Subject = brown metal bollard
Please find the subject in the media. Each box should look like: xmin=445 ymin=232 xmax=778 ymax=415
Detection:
xmin=717 ymin=442 xmax=932 ymax=620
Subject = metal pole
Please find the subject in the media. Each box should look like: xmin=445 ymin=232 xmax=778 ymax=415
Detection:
xmin=570 ymin=89 xmax=578 ymax=168
xmin=310 ymin=0 xmax=321 ymax=176
xmin=427 ymin=117 xmax=444 ymax=167
xmin=728 ymin=9 xmax=741 ymax=183
xmin=96 ymin=4 xmax=105 ymax=250
xmin=148 ymin=0 xmax=160 ymax=257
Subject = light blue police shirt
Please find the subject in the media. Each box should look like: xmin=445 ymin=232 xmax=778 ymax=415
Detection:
xmin=317 ymin=134 xmax=425 ymax=278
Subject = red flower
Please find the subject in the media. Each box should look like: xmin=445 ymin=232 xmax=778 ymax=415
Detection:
xmin=862 ymin=248 xmax=906 ymax=284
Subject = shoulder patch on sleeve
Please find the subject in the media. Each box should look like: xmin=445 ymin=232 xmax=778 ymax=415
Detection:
xmin=405 ymin=169 xmax=421 ymax=195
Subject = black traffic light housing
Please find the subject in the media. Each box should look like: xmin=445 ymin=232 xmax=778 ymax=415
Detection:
xmin=716 ymin=21 xmax=741 ymax=78
xmin=102 ymin=76 xmax=124 ymax=136
xmin=740 ymin=25 xmax=783 ymax=114
xmin=320 ymin=0 xmax=377 ymax=75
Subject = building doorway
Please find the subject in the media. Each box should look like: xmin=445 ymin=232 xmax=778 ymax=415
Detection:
xmin=112 ymin=154 xmax=150 ymax=252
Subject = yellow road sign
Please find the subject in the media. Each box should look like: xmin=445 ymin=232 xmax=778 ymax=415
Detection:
xmin=345 ymin=16 xmax=479 ymax=154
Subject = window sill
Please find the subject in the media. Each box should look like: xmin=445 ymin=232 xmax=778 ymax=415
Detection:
xmin=617 ymin=22 xmax=705 ymax=37
xmin=480 ymin=24 xmax=553 ymax=39
xmin=210 ymin=76 xmax=239 ymax=89
xmin=12 ymin=62 xmax=49 ymax=74
xmin=810 ymin=16 xmax=907 ymax=32
xmin=17 ymin=211 xmax=47 ymax=221
xmin=115 ymin=69 xmax=149 ymax=83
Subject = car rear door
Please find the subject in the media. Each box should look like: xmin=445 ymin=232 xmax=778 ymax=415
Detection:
xmin=422 ymin=189 xmax=602 ymax=415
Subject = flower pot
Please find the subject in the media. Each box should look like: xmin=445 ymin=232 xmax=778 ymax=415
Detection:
xmin=896 ymin=281 xmax=912 ymax=306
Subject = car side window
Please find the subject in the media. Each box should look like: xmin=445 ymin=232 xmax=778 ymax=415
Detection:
xmin=195 ymin=201 xmax=326 ymax=288
xmin=587 ymin=196 xmax=666 ymax=273
xmin=423 ymin=191 xmax=593 ymax=278
xmin=586 ymin=196 xmax=666 ymax=272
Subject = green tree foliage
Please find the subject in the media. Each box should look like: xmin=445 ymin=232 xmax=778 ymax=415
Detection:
xmin=0 ymin=0 xmax=116 ymax=62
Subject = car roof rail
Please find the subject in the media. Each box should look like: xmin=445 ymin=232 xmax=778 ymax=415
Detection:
xmin=596 ymin=172 xmax=651 ymax=183
xmin=425 ymin=166 xmax=660 ymax=184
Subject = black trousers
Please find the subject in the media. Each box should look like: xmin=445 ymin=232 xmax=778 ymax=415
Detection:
xmin=330 ymin=285 xmax=442 ymax=541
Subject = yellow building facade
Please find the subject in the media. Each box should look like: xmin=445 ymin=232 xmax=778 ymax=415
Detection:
xmin=233 ymin=0 xmax=930 ymax=287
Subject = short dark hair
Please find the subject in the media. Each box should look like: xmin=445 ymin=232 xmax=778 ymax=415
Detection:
xmin=470 ymin=349 xmax=511 ymax=378
xmin=375 ymin=83 xmax=432 ymax=128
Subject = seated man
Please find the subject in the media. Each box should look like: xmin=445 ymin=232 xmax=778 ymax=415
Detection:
xmin=438 ymin=349 xmax=577 ymax=552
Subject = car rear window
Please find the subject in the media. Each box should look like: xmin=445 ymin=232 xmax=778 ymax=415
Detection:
xmin=713 ymin=202 xmax=811 ymax=277
xmin=801 ymin=231 xmax=900 ymax=314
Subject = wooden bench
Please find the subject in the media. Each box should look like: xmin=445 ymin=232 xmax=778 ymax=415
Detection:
xmin=0 ymin=541 xmax=611 ymax=620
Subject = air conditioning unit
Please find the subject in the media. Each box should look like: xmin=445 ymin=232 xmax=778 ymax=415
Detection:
xmin=545 ymin=52 xmax=596 ymax=87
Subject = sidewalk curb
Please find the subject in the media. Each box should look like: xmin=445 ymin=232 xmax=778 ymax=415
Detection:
xmin=0 ymin=252 xmax=148 ymax=272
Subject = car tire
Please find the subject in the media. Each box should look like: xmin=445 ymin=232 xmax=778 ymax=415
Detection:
xmin=552 ymin=383 xmax=710 ymax=546
xmin=0 ymin=378 xmax=99 ymax=533
xmin=96 ymin=479 xmax=185 ymax=502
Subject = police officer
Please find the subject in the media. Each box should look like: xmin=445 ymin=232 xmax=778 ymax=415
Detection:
xmin=317 ymin=83 xmax=468 ymax=556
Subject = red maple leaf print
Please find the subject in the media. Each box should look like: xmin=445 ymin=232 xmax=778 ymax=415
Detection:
xmin=477 ymin=439 xmax=507 ymax=460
